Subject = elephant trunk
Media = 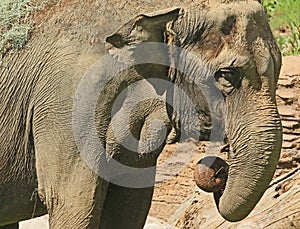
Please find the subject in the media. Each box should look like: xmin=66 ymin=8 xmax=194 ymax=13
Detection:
xmin=215 ymin=88 xmax=282 ymax=222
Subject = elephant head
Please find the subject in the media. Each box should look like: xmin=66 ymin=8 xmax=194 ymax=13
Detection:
xmin=105 ymin=0 xmax=282 ymax=222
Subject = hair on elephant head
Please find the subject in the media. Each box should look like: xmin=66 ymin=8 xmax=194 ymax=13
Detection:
xmin=106 ymin=0 xmax=282 ymax=223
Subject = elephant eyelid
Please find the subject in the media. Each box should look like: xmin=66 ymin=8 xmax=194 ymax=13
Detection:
xmin=215 ymin=68 xmax=242 ymax=89
xmin=135 ymin=25 xmax=143 ymax=32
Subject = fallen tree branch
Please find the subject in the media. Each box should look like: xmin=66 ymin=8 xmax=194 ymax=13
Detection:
xmin=269 ymin=167 xmax=299 ymax=188
xmin=172 ymin=168 xmax=300 ymax=228
xmin=281 ymin=117 xmax=300 ymax=122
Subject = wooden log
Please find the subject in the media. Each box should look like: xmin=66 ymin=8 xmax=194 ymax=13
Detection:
xmin=171 ymin=169 xmax=300 ymax=228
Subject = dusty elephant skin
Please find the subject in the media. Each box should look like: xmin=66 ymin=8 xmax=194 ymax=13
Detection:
xmin=0 ymin=0 xmax=281 ymax=228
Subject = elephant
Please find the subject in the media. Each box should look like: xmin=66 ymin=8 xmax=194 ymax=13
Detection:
xmin=0 ymin=0 xmax=282 ymax=228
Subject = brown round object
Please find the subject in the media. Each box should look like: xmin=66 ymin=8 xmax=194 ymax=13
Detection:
xmin=194 ymin=156 xmax=229 ymax=193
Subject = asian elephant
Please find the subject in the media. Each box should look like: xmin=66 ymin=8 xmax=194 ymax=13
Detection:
xmin=0 ymin=0 xmax=281 ymax=228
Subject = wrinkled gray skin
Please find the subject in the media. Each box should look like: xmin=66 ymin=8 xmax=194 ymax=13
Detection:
xmin=0 ymin=0 xmax=281 ymax=228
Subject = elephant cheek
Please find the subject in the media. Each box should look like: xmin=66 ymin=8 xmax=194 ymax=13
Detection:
xmin=215 ymin=90 xmax=282 ymax=222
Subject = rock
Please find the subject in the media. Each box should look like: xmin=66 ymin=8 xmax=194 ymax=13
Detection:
xmin=278 ymin=105 xmax=296 ymax=117
xmin=282 ymin=141 xmax=296 ymax=149
xmin=276 ymin=88 xmax=296 ymax=101
xmin=278 ymin=77 xmax=296 ymax=87
xmin=283 ymin=134 xmax=300 ymax=142
xmin=145 ymin=216 xmax=179 ymax=229
xmin=282 ymin=121 xmax=300 ymax=129
xmin=280 ymin=56 xmax=300 ymax=78
xmin=19 ymin=215 xmax=49 ymax=229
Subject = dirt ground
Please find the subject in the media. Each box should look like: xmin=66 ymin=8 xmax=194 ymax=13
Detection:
xmin=15 ymin=0 xmax=300 ymax=228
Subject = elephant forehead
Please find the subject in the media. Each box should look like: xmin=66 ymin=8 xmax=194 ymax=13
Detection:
xmin=192 ymin=1 xmax=269 ymax=65
xmin=208 ymin=0 xmax=264 ymax=20
xmin=208 ymin=1 xmax=269 ymax=42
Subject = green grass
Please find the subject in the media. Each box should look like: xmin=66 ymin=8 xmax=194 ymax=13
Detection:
xmin=263 ymin=0 xmax=300 ymax=56
xmin=0 ymin=0 xmax=52 ymax=59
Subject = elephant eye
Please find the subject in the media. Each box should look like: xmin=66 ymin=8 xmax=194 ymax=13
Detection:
xmin=135 ymin=25 xmax=143 ymax=32
xmin=214 ymin=68 xmax=242 ymax=96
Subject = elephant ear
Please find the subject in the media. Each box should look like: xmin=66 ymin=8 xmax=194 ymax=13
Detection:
xmin=106 ymin=8 xmax=180 ymax=48
xmin=105 ymin=8 xmax=180 ymax=90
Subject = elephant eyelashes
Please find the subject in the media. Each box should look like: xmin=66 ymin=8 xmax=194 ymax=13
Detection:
xmin=135 ymin=25 xmax=143 ymax=32
xmin=214 ymin=68 xmax=242 ymax=96
xmin=106 ymin=34 xmax=126 ymax=48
